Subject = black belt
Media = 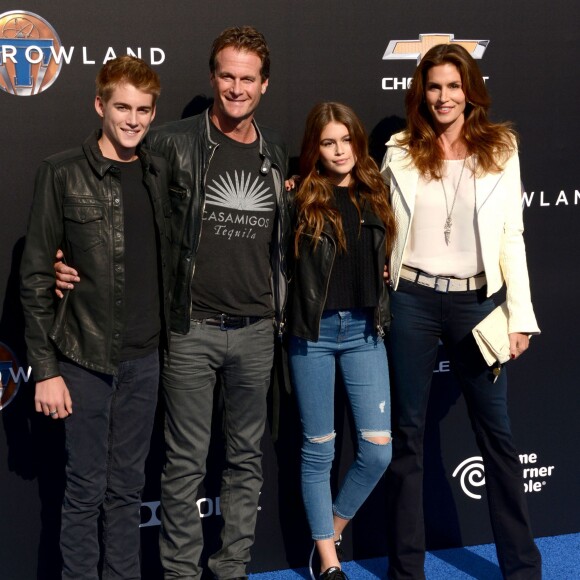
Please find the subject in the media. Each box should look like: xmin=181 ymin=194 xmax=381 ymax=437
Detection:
xmin=196 ymin=314 xmax=264 ymax=330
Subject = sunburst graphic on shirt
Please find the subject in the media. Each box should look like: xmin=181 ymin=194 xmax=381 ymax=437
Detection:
xmin=206 ymin=171 xmax=273 ymax=211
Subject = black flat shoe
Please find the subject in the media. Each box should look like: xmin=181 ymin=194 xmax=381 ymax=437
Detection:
xmin=319 ymin=566 xmax=348 ymax=580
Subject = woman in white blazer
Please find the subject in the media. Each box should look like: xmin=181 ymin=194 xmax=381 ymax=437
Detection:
xmin=381 ymin=44 xmax=541 ymax=580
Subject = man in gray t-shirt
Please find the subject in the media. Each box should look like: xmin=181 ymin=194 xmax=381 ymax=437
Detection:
xmin=149 ymin=29 xmax=289 ymax=579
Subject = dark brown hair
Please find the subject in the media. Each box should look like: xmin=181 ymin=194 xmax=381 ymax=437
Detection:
xmin=295 ymin=102 xmax=396 ymax=256
xmin=96 ymin=56 xmax=160 ymax=105
xmin=401 ymin=43 xmax=516 ymax=178
xmin=209 ymin=26 xmax=270 ymax=81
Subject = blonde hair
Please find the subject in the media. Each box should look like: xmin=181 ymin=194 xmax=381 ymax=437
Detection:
xmin=96 ymin=56 xmax=160 ymax=104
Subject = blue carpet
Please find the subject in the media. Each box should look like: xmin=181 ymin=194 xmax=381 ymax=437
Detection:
xmin=249 ymin=533 xmax=579 ymax=579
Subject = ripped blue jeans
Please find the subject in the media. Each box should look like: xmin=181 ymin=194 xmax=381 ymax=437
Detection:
xmin=289 ymin=308 xmax=392 ymax=539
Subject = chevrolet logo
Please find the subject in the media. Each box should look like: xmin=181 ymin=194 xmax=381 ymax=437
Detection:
xmin=383 ymin=33 xmax=489 ymax=63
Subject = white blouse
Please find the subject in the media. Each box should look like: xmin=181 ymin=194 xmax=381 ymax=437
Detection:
xmin=404 ymin=158 xmax=484 ymax=278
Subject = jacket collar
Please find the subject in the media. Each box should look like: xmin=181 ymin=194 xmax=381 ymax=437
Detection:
xmin=387 ymin=133 xmax=504 ymax=212
xmin=204 ymin=108 xmax=272 ymax=161
xmin=386 ymin=137 xmax=505 ymax=214
xmin=82 ymin=130 xmax=159 ymax=177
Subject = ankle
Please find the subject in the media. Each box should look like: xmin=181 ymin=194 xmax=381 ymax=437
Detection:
xmin=320 ymin=555 xmax=340 ymax=572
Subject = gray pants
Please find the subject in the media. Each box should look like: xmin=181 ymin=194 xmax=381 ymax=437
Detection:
xmin=160 ymin=318 xmax=275 ymax=579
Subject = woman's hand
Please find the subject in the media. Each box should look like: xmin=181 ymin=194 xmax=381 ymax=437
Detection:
xmin=509 ymin=332 xmax=530 ymax=360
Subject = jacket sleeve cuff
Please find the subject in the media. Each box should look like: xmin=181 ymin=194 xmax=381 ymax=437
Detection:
xmin=31 ymin=358 xmax=61 ymax=383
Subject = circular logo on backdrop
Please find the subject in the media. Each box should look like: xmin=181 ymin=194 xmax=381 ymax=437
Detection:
xmin=452 ymin=456 xmax=486 ymax=499
xmin=0 ymin=342 xmax=25 ymax=410
xmin=0 ymin=10 xmax=63 ymax=96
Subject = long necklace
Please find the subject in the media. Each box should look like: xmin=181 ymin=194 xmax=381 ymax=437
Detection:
xmin=441 ymin=156 xmax=467 ymax=245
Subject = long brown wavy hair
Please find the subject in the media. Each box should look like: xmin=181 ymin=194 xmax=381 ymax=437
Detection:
xmin=400 ymin=43 xmax=516 ymax=179
xmin=294 ymin=102 xmax=396 ymax=256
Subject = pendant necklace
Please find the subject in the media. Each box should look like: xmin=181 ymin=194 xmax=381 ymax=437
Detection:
xmin=441 ymin=156 xmax=467 ymax=245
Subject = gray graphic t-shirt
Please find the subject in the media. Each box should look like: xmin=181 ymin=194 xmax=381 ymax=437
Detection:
xmin=190 ymin=126 xmax=276 ymax=318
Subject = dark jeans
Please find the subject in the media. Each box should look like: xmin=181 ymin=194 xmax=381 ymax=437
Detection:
xmin=386 ymin=279 xmax=541 ymax=580
xmin=59 ymin=350 xmax=159 ymax=580
xmin=160 ymin=318 xmax=274 ymax=580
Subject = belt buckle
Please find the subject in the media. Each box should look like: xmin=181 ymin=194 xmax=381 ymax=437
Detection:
xmin=220 ymin=313 xmax=228 ymax=331
xmin=434 ymin=276 xmax=450 ymax=293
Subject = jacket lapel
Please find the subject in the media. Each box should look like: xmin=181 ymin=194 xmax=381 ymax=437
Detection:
xmin=475 ymin=171 xmax=505 ymax=213
xmin=389 ymin=156 xmax=419 ymax=214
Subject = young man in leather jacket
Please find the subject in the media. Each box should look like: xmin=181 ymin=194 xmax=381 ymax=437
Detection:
xmin=20 ymin=56 xmax=172 ymax=580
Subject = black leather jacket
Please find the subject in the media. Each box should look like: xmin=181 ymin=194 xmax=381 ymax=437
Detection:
xmin=20 ymin=132 xmax=173 ymax=381
xmin=146 ymin=109 xmax=290 ymax=335
xmin=286 ymin=203 xmax=391 ymax=342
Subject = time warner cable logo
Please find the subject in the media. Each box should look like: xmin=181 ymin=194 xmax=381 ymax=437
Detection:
xmin=453 ymin=453 xmax=555 ymax=499
xmin=381 ymin=33 xmax=489 ymax=91
xmin=0 ymin=10 xmax=165 ymax=96
xmin=0 ymin=341 xmax=32 ymax=410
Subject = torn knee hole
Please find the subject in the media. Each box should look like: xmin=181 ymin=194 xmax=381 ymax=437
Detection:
xmin=309 ymin=432 xmax=336 ymax=444
xmin=361 ymin=430 xmax=391 ymax=445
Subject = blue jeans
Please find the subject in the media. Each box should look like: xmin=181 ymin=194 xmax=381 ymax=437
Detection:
xmin=386 ymin=279 xmax=541 ymax=580
xmin=59 ymin=351 xmax=159 ymax=580
xmin=160 ymin=317 xmax=274 ymax=579
xmin=289 ymin=309 xmax=391 ymax=540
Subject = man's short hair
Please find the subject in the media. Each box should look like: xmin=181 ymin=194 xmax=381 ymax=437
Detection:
xmin=209 ymin=26 xmax=270 ymax=81
xmin=96 ymin=56 xmax=161 ymax=105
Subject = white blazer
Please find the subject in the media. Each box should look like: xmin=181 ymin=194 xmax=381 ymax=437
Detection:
xmin=381 ymin=132 xmax=540 ymax=335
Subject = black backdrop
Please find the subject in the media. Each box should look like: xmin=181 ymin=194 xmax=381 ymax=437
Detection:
xmin=1 ymin=2 xmax=579 ymax=578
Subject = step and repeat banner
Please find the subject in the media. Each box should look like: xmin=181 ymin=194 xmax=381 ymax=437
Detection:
xmin=1 ymin=1 xmax=578 ymax=578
